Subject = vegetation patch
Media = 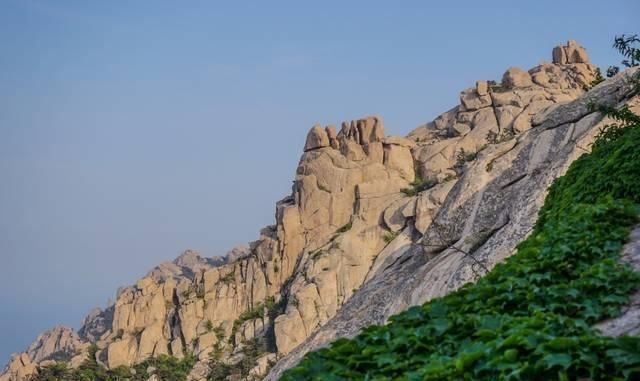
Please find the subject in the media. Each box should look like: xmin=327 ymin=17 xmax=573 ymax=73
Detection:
xmin=30 ymin=345 xmax=196 ymax=381
xmin=487 ymin=79 xmax=512 ymax=93
xmin=486 ymin=129 xmax=515 ymax=145
xmin=383 ymin=231 xmax=400 ymax=244
xmin=281 ymin=104 xmax=640 ymax=379
xmin=219 ymin=271 xmax=235 ymax=284
xmin=310 ymin=249 xmax=327 ymax=261
xmin=401 ymin=176 xmax=437 ymax=196
xmin=336 ymin=222 xmax=353 ymax=234
xmin=453 ymin=148 xmax=478 ymax=175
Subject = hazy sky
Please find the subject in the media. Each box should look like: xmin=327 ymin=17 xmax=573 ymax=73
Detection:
xmin=0 ymin=0 xmax=637 ymax=364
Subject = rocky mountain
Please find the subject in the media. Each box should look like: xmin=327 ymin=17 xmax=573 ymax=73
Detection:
xmin=2 ymin=40 xmax=639 ymax=381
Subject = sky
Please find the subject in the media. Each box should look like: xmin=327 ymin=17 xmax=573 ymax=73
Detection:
xmin=0 ymin=0 xmax=637 ymax=364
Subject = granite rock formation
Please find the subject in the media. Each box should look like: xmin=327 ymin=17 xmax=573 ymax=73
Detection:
xmin=3 ymin=41 xmax=638 ymax=381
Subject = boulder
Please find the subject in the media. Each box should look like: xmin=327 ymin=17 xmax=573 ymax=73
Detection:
xmin=107 ymin=336 xmax=138 ymax=368
xmin=414 ymin=181 xmax=457 ymax=234
xmin=552 ymin=45 xmax=567 ymax=65
xmin=326 ymin=125 xmax=339 ymax=149
xmin=495 ymin=106 xmax=522 ymax=131
xmin=339 ymin=116 xmax=384 ymax=145
xmin=460 ymin=88 xmax=492 ymax=110
xmin=476 ymin=80 xmax=488 ymax=96
xmin=553 ymin=40 xmax=589 ymax=64
xmin=451 ymin=123 xmax=471 ymax=137
xmin=502 ymin=67 xmax=533 ymax=88
xmin=383 ymin=198 xmax=412 ymax=232
xmin=384 ymin=144 xmax=415 ymax=181
xmin=137 ymin=322 xmax=166 ymax=361
xmin=249 ymin=353 xmax=277 ymax=378
xmin=304 ymin=125 xmax=330 ymax=151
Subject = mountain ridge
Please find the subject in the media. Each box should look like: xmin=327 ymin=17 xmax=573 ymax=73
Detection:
xmin=4 ymin=40 xmax=639 ymax=381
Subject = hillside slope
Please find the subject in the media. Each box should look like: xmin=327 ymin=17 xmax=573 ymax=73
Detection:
xmin=2 ymin=41 xmax=638 ymax=381
xmin=278 ymin=73 xmax=640 ymax=380
xmin=265 ymin=64 xmax=640 ymax=381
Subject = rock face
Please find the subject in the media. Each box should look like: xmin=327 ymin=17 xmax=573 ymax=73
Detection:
xmin=3 ymin=40 xmax=634 ymax=381
xmin=0 ymin=355 xmax=36 ymax=381
xmin=552 ymin=40 xmax=590 ymax=64
xmin=265 ymin=65 xmax=639 ymax=380
xmin=25 ymin=327 xmax=85 ymax=364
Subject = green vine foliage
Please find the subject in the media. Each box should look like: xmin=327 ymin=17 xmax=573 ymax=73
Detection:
xmin=281 ymin=115 xmax=640 ymax=379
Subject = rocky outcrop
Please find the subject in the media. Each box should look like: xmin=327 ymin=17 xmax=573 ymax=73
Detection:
xmin=25 ymin=327 xmax=85 ymax=364
xmin=0 ymin=327 xmax=88 ymax=381
xmin=409 ymin=48 xmax=597 ymax=183
xmin=265 ymin=65 xmax=639 ymax=380
xmin=0 ymin=355 xmax=36 ymax=381
xmin=4 ymin=40 xmax=632 ymax=381
xmin=552 ymin=40 xmax=590 ymax=64
xmin=78 ymin=307 xmax=113 ymax=343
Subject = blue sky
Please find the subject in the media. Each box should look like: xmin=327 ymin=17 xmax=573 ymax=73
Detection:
xmin=0 ymin=0 xmax=637 ymax=363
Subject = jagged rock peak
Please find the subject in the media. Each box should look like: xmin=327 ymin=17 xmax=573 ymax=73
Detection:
xmin=78 ymin=306 xmax=113 ymax=342
xmin=26 ymin=326 xmax=83 ymax=363
xmin=552 ymin=39 xmax=590 ymax=64
xmin=172 ymin=249 xmax=204 ymax=268
xmin=339 ymin=115 xmax=385 ymax=145
xmin=303 ymin=115 xmax=385 ymax=153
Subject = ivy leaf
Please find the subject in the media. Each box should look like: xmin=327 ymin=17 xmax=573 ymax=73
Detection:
xmin=431 ymin=318 xmax=450 ymax=336
xmin=542 ymin=353 xmax=572 ymax=370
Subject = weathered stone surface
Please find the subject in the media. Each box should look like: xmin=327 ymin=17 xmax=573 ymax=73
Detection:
xmin=495 ymin=105 xmax=522 ymax=131
xmin=107 ymin=336 xmax=138 ymax=368
xmin=137 ymin=322 xmax=166 ymax=361
xmin=339 ymin=139 xmax=366 ymax=161
xmin=414 ymin=181 xmax=457 ymax=234
xmin=274 ymin=308 xmax=307 ymax=356
xmin=476 ymin=80 xmax=488 ymax=96
xmin=383 ymin=136 xmax=416 ymax=148
xmin=552 ymin=40 xmax=589 ymax=64
xmin=304 ymin=125 xmax=330 ymax=151
xmin=326 ymin=125 xmax=339 ymax=149
xmin=512 ymin=100 xmax=554 ymax=133
xmin=25 ymin=326 xmax=83 ymax=363
xmin=535 ymin=67 xmax=639 ymax=129
xmin=187 ymin=360 xmax=212 ymax=381
xmin=339 ymin=116 xmax=384 ymax=145
xmin=1 ymin=41 xmax=618 ymax=381
xmin=460 ymin=88 xmax=492 ymax=110
xmin=249 ymin=353 xmax=277 ymax=378
xmin=552 ymin=46 xmax=567 ymax=65
xmin=79 ymin=307 xmax=113 ymax=343
xmin=0 ymin=354 xmax=36 ymax=381
xmin=451 ymin=123 xmax=471 ymax=137
xmin=383 ymin=198 xmax=412 ymax=232
xmin=383 ymin=144 xmax=415 ymax=181
xmin=433 ymin=107 xmax=458 ymax=131
xmin=502 ymin=67 xmax=533 ymax=88
xmin=264 ymin=68 xmax=637 ymax=380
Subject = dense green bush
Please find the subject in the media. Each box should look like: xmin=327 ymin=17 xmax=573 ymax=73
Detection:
xmin=281 ymin=110 xmax=640 ymax=378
